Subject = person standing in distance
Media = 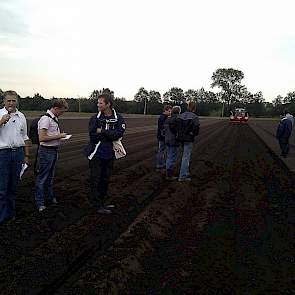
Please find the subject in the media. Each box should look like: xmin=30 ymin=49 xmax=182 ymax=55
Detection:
xmin=276 ymin=112 xmax=292 ymax=158
xmin=87 ymin=90 xmax=125 ymax=214
xmin=0 ymin=90 xmax=30 ymax=224
xmin=177 ymin=101 xmax=200 ymax=182
xmin=35 ymin=98 xmax=69 ymax=212
xmin=156 ymin=105 xmax=172 ymax=171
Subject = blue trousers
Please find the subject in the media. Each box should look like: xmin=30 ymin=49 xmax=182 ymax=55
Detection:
xmin=35 ymin=147 xmax=58 ymax=207
xmin=0 ymin=148 xmax=24 ymax=223
xmin=179 ymin=142 xmax=193 ymax=179
xmin=166 ymin=145 xmax=178 ymax=172
xmin=156 ymin=140 xmax=166 ymax=168
xmin=278 ymin=137 xmax=290 ymax=156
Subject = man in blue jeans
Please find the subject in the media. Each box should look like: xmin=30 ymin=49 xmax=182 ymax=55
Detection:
xmin=156 ymin=105 xmax=172 ymax=170
xmin=0 ymin=90 xmax=30 ymax=224
xmin=176 ymin=101 xmax=200 ymax=182
xmin=276 ymin=112 xmax=292 ymax=158
xmin=164 ymin=106 xmax=181 ymax=180
xmin=35 ymin=99 xmax=69 ymax=212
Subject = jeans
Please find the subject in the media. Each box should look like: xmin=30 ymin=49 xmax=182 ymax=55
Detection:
xmin=166 ymin=145 xmax=178 ymax=173
xmin=89 ymin=157 xmax=114 ymax=207
xmin=279 ymin=137 xmax=290 ymax=156
xmin=35 ymin=147 xmax=58 ymax=207
xmin=156 ymin=140 xmax=166 ymax=168
xmin=179 ymin=142 xmax=193 ymax=179
xmin=0 ymin=148 xmax=24 ymax=223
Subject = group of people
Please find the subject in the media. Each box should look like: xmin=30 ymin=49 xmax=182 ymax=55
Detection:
xmin=4 ymin=88 xmax=291 ymax=225
xmin=0 ymin=89 xmax=125 ymax=225
xmin=276 ymin=110 xmax=294 ymax=158
xmin=156 ymin=101 xmax=200 ymax=181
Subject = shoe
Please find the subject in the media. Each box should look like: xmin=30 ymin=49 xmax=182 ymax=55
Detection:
xmin=104 ymin=204 xmax=115 ymax=209
xmin=178 ymin=177 xmax=192 ymax=182
xmin=52 ymin=198 xmax=58 ymax=204
xmin=165 ymin=176 xmax=178 ymax=181
xmin=38 ymin=206 xmax=46 ymax=212
xmin=97 ymin=207 xmax=112 ymax=214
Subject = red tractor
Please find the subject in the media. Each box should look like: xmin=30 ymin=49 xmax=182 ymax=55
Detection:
xmin=229 ymin=108 xmax=249 ymax=123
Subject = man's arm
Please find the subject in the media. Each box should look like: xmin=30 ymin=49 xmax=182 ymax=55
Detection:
xmin=39 ymin=129 xmax=66 ymax=142
xmin=99 ymin=117 xmax=126 ymax=141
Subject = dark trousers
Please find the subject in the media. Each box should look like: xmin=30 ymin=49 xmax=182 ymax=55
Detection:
xmin=89 ymin=157 xmax=113 ymax=207
xmin=278 ymin=137 xmax=290 ymax=156
xmin=0 ymin=148 xmax=24 ymax=223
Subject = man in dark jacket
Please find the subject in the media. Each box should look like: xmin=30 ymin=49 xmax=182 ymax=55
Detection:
xmin=86 ymin=89 xmax=125 ymax=214
xmin=164 ymin=106 xmax=181 ymax=180
xmin=176 ymin=101 xmax=200 ymax=181
xmin=276 ymin=113 xmax=292 ymax=158
xmin=156 ymin=105 xmax=172 ymax=170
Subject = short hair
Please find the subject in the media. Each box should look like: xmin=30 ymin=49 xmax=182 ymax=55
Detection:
xmin=98 ymin=94 xmax=113 ymax=108
xmin=3 ymin=90 xmax=18 ymax=99
xmin=163 ymin=105 xmax=172 ymax=112
xmin=172 ymin=106 xmax=181 ymax=114
xmin=51 ymin=98 xmax=69 ymax=110
xmin=284 ymin=109 xmax=290 ymax=115
xmin=187 ymin=101 xmax=196 ymax=112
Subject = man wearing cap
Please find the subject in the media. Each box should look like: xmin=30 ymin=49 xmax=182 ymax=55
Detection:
xmin=0 ymin=90 xmax=30 ymax=224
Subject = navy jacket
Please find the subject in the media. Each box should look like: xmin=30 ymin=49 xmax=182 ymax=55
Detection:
xmin=276 ymin=117 xmax=292 ymax=139
xmin=164 ymin=115 xmax=180 ymax=147
xmin=157 ymin=114 xmax=169 ymax=141
xmin=86 ymin=109 xmax=125 ymax=159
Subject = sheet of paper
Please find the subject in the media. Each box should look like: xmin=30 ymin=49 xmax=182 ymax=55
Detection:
xmin=20 ymin=163 xmax=29 ymax=180
xmin=61 ymin=134 xmax=72 ymax=140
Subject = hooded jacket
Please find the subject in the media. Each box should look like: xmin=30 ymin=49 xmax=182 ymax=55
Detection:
xmin=276 ymin=117 xmax=292 ymax=139
xmin=175 ymin=111 xmax=200 ymax=143
xmin=164 ymin=114 xmax=180 ymax=147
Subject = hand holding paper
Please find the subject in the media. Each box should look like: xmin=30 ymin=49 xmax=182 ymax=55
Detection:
xmin=61 ymin=134 xmax=72 ymax=140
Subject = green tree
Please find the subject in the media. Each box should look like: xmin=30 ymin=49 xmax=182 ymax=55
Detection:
xmin=149 ymin=90 xmax=161 ymax=103
xmin=134 ymin=87 xmax=149 ymax=114
xmin=284 ymin=91 xmax=295 ymax=104
xmin=272 ymin=95 xmax=283 ymax=107
xmin=163 ymin=87 xmax=185 ymax=105
xmin=211 ymin=68 xmax=244 ymax=107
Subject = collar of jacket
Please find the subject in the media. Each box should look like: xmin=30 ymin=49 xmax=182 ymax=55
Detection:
xmin=97 ymin=108 xmax=118 ymax=120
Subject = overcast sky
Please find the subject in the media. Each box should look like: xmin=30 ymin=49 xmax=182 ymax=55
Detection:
xmin=0 ymin=0 xmax=294 ymax=101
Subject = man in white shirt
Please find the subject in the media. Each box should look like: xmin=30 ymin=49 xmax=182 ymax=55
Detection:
xmin=0 ymin=90 xmax=30 ymax=224
xmin=284 ymin=110 xmax=294 ymax=127
xmin=34 ymin=98 xmax=68 ymax=212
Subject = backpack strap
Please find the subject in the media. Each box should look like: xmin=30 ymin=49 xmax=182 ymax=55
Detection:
xmin=43 ymin=113 xmax=59 ymax=125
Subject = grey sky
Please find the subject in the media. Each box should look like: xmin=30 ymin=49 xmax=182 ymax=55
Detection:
xmin=0 ymin=0 xmax=295 ymax=101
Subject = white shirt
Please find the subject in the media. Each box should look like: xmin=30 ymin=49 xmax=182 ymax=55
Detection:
xmin=38 ymin=110 xmax=61 ymax=147
xmin=286 ymin=113 xmax=294 ymax=127
xmin=0 ymin=107 xmax=29 ymax=149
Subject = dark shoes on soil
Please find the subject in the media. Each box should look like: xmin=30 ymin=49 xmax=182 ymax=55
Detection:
xmin=97 ymin=207 xmax=112 ymax=214
xmin=166 ymin=176 xmax=178 ymax=181
xmin=178 ymin=177 xmax=192 ymax=182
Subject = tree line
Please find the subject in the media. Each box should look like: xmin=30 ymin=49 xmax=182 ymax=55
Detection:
xmin=1 ymin=68 xmax=295 ymax=117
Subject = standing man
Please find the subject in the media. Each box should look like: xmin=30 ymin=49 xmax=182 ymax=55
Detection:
xmin=35 ymin=98 xmax=69 ymax=212
xmin=156 ymin=105 xmax=172 ymax=171
xmin=284 ymin=109 xmax=294 ymax=127
xmin=176 ymin=101 xmax=200 ymax=182
xmin=276 ymin=113 xmax=292 ymax=158
xmin=86 ymin=89 xmax=125 ymax=214
xmin=0 ymin=90 xmax=30 ymax=224
xmin=164 ymin=106 xmax=181 ymax=180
